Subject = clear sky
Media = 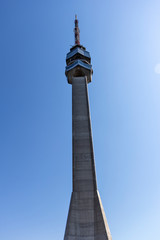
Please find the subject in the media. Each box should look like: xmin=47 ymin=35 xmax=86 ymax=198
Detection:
xmin=0 ymin=0 xmax=160 ymax=239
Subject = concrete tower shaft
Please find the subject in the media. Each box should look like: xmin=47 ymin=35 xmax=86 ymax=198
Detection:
xmin=64 ymin=16 xmax=112 ymax=240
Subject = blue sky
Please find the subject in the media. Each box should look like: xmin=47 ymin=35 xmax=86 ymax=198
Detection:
xmin=0 ymin=0 xmax=160 ymax=239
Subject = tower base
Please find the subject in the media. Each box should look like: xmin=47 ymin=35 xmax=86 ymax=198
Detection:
xmin=64 ymin=190 xmax=112 ymax=240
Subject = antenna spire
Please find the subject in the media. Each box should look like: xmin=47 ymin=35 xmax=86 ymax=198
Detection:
xmin=74 ymin=15 xmax=80 ymax=45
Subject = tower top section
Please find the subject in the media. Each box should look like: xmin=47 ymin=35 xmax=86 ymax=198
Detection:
xmin=65 ymin=16 xmax=93 ymax=84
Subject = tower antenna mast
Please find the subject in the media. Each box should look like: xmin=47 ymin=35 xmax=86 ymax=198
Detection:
xmin=74 ymin=15 xmax=80 ymax=45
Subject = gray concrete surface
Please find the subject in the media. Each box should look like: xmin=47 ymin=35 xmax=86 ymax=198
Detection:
xmin=64 ymin=77 xmax=112 ymax=240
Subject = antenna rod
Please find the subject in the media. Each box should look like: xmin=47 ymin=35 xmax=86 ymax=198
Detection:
xmin=74 ymin=15 xmax=80 ymax=45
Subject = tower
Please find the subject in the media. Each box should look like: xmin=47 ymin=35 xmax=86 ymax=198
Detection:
xmin=64 ymin=16 xmax=112 ymax=240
